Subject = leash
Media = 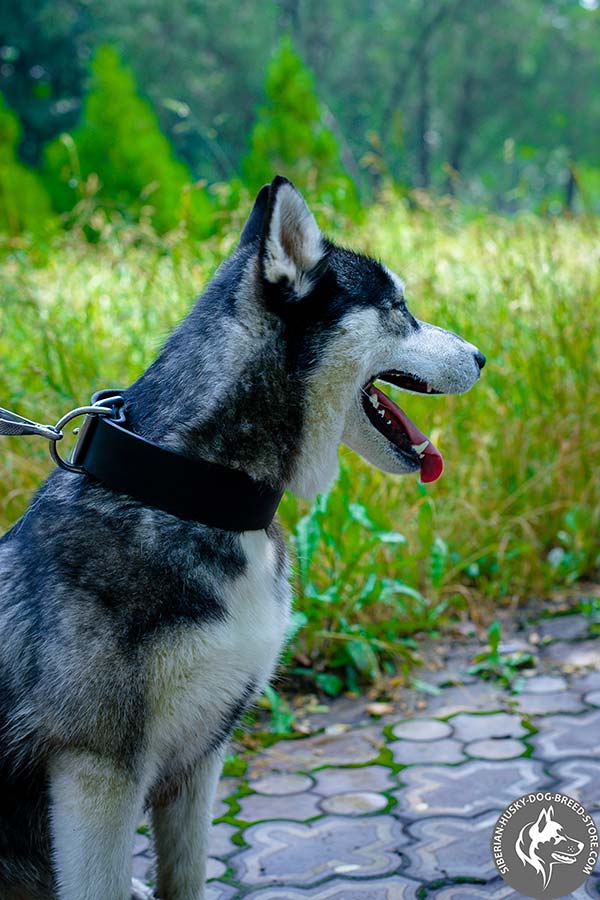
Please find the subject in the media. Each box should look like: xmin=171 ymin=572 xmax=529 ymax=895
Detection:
xmin=0 ymin=391 xmax=284 ymax=531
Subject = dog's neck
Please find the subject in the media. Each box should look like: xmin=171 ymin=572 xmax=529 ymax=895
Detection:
xmin=123 ymin=252 xmax=336 ymax=497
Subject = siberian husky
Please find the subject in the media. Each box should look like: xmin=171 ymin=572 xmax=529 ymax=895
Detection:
xmin=0 ymin=176 xmax=484 ymax=899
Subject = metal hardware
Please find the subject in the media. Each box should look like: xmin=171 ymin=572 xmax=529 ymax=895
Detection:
xmin=49 ymin=396 xmax=123 ymax=472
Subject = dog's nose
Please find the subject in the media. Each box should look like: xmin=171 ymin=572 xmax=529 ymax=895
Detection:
xmin=474 ymin=350 xmax=486 ymax=370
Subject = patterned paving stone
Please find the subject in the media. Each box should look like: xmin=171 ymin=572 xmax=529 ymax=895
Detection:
xmin=464 ymin=738 xmax=525 ymax=759
xmin=449 ymin=712 xmax=526 ymax=742
xmin=237 ymin=791 xmax=321 ymax=823
xmin=585 ymin=690 xmax=600 ymax=707
xmin=513 ymin=689 xmax=586 ymax=716
xmin=423 ymin=682 xmax=506 ymax=717
xmin=207 ymin=858 xmax=227 ymax=879
xmin=425 ymin=879 xmax=516 ymax=898
xmin=393 ymin=758 xmax=549 ymax=817
xmin=206 ymin=883 xmax=238 ymax=900
xmin=424 ymin=877 xmax=600 ymax=898
xmin=389 ymin=737 xmax=466 ymax=766
xmin=312 ymin=765 xmax=396 ymax=797
xmin=538 ymin=615 xmax=592 ymax=641
xmin=247 ymin=728 xmax=383 ymax=777
xmin=132 ymin=853 xmax=152 ymax=881
xmin=250 ymin=773 xmax=314 ymax=795
xmin=391 ymin=719 xmax=452 ymax=741
xmin=520 ymin=673 xmax=568 ymax=693
xmin=530 ymin=709 xmax=600 ymax=760
xmin=548 ymin=758 xmax=600 ymax=808
xmin=244 ymin=876 xmax=419 ymax=898
xmin=542 ymin=640 xmax=599 ymax=668
xmin=572 ymin=671 xmax=600 ymax=693
xmin=403 ymin=810 xmax=498 ymax=880
xmin=209 ymin=821 xmax=240 ymax=858
xmin=231 ymin=815 xmax=408 ymax=886
xmin=320 ymin=791 xmax=388 ymax=815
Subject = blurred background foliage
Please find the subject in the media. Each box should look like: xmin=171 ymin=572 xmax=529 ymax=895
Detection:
xmin=0 ymin=0 xmax=599 ymax=696
xmin=0 ymin=0 xmax=599 ymax=234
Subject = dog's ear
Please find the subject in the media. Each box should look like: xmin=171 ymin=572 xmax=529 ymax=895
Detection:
xmin=239 ymin=184 xmax=270 ymax=247
xmin=259 ymin=175 xmax=327 ymax=300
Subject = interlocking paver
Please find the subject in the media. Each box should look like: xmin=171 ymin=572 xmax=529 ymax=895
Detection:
xmin=422 ymin=682 xmax=505 ymax=717
xmin=530 ymin=709 xmax=600 ymax=760
xmin=464 ymin=737 xmax=525 ymax=759
xmin=209 ymin=821 xmax=240 ymax=858
xmin=312 ymin=765 xmax=395 ymax=797
xmin=206 ymin=884 xmax=238 ymax=900
xmin=548 ymin=758 xmax=600 ymax=808
xmin=403 ymin=810 xmax=499 ymax=880
xmin=424 ymin=881 xmax=516 ymax=898
xmin=250 ymin=773 xmax=314 ymax=795
xmin=449 ymin=712 xmax=526 ymax=742
xmin=392 ymin=758 xmax=549 ymax=817
xmin=236 ymin=791 xmax=321 ymax=822
xmin=542 ymin=639 xmax=599 ymax=668
xmin=391 ymin=719 xmax=452 ymax=741
xmin=231 ymin=815 xmax=408 ymax=886
xmin=247 ymin=728 xmax=382 ymax=777
xmin=320 ymin=791 xmax=388 ymax=815
xmin=520 ymin=673 xmax=568 ymax=693
xmin=131 ymin=607 xmax=600 ymax=897
xmin=513 ymin=689 xmax=585 ymax=715
xmin=389 ymin=736 xmax=466 ymax=766
xmin=243 ymin=877 xmax=419 ymax=898
xmin=538 ymin=614 xmax=591 ymax=641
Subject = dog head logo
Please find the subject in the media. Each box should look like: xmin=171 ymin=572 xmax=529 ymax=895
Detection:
xmin=515 ymin=805 xmax=584 ymax=889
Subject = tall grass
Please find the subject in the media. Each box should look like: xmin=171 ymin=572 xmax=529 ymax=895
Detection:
xmin=1 ymin=203 xmax=599 ymax=688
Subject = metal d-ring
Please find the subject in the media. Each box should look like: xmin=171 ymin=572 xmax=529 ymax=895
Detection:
xmin=49 ymin=399 xmax=120 ymax=472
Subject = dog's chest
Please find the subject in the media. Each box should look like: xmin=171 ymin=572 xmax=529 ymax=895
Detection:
xmin=146 ymin=530 xmax=290 ymax=769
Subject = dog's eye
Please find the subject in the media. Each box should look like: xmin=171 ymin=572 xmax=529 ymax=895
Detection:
xmin=393 ymin=297 xmax=407 ymax=312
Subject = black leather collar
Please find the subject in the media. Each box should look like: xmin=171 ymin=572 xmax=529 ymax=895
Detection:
xmin=70 ymin=391 xmax=284 ymax=531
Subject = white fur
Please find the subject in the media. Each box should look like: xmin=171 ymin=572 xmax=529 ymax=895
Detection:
xmin=49 ymin=530 xmax=290 ymax=900
xmin=263 ymin=183 xmax=323 ymax=298
xmin=152 ymin=751 xmax=223 ymax=900
xmin=49 ymin=751 xmax=145 ymax=900
xmin=287 ymin=300 xmax=482 ymax=498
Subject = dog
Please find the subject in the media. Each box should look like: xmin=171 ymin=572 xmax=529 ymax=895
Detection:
xmin=516 ymin=805 xmax=584 ymax=889
xmin=0 ymin=175 xmax=484 ymax=900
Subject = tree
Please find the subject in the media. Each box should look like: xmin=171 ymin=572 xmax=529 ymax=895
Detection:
xmin=0 ymin=92 xmax=52 ymax=235
xmin=43 ymin=46 xmax=212 ymax=235
xmin=242 ymin=37 xmax=359 ymax=217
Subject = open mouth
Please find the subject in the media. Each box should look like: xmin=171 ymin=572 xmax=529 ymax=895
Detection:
xmin=361 ymin=370 xmax=444 ymax=483
xmin=552 ymin=851 xmax=578 ymax=864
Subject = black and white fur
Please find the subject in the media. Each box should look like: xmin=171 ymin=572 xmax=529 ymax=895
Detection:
xmin=0 ymin=176 xmax=484 ymax=899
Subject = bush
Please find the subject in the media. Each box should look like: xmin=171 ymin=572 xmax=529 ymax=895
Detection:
xmin=243 ymin=37 xmax=360 ymax=220
xmin=0 ymin=94 xmax=53 ymax=236
xmin=43 ymin=47 xmax=213 ymax=237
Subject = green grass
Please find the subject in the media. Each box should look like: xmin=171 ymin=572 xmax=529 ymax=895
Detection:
xmin=1 ymin=202 xmax=599 ymax=691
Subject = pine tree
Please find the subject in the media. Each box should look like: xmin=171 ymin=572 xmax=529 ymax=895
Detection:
xmin=0 ymin=94 xmax=53 ymax=235
xmin=43 ymin=46 xmax=212 ymax=236
xmin=243 ymin=38 xmax=359 ymax=217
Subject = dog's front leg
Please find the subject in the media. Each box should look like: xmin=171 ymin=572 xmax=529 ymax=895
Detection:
xmin=49 ymin=750 xmax=144 ymax=900
xmin=151 ymin=749 xmax=224 ymax=900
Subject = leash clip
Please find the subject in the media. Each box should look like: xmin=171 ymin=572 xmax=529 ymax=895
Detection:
xmin=50 ymin=394 xmax=124 ymax=473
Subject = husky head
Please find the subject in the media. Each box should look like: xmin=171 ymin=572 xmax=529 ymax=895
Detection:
xmin=131 ymin=176 xmax=484 ymax=499
xmin=515 ymin=806 xmax=584 ymax=889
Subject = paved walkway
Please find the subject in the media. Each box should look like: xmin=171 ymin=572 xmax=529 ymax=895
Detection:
xmin=135 ymin=605 xmax=600 ymax=899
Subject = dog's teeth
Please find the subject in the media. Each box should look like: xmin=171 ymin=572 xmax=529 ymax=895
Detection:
xmin=378 ymin=409 xmax=385 ymax=418
xmin=369 ymin=394 xmax=380 ymax=409
xmin=412 ymin=440 xmax=430 ymax=456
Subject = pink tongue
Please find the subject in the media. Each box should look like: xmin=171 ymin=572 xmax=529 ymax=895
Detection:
xmin=372 ymin=386 xmax=443 ymax=483
xmin=395 ymin=407 xmax=444 ymax=483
